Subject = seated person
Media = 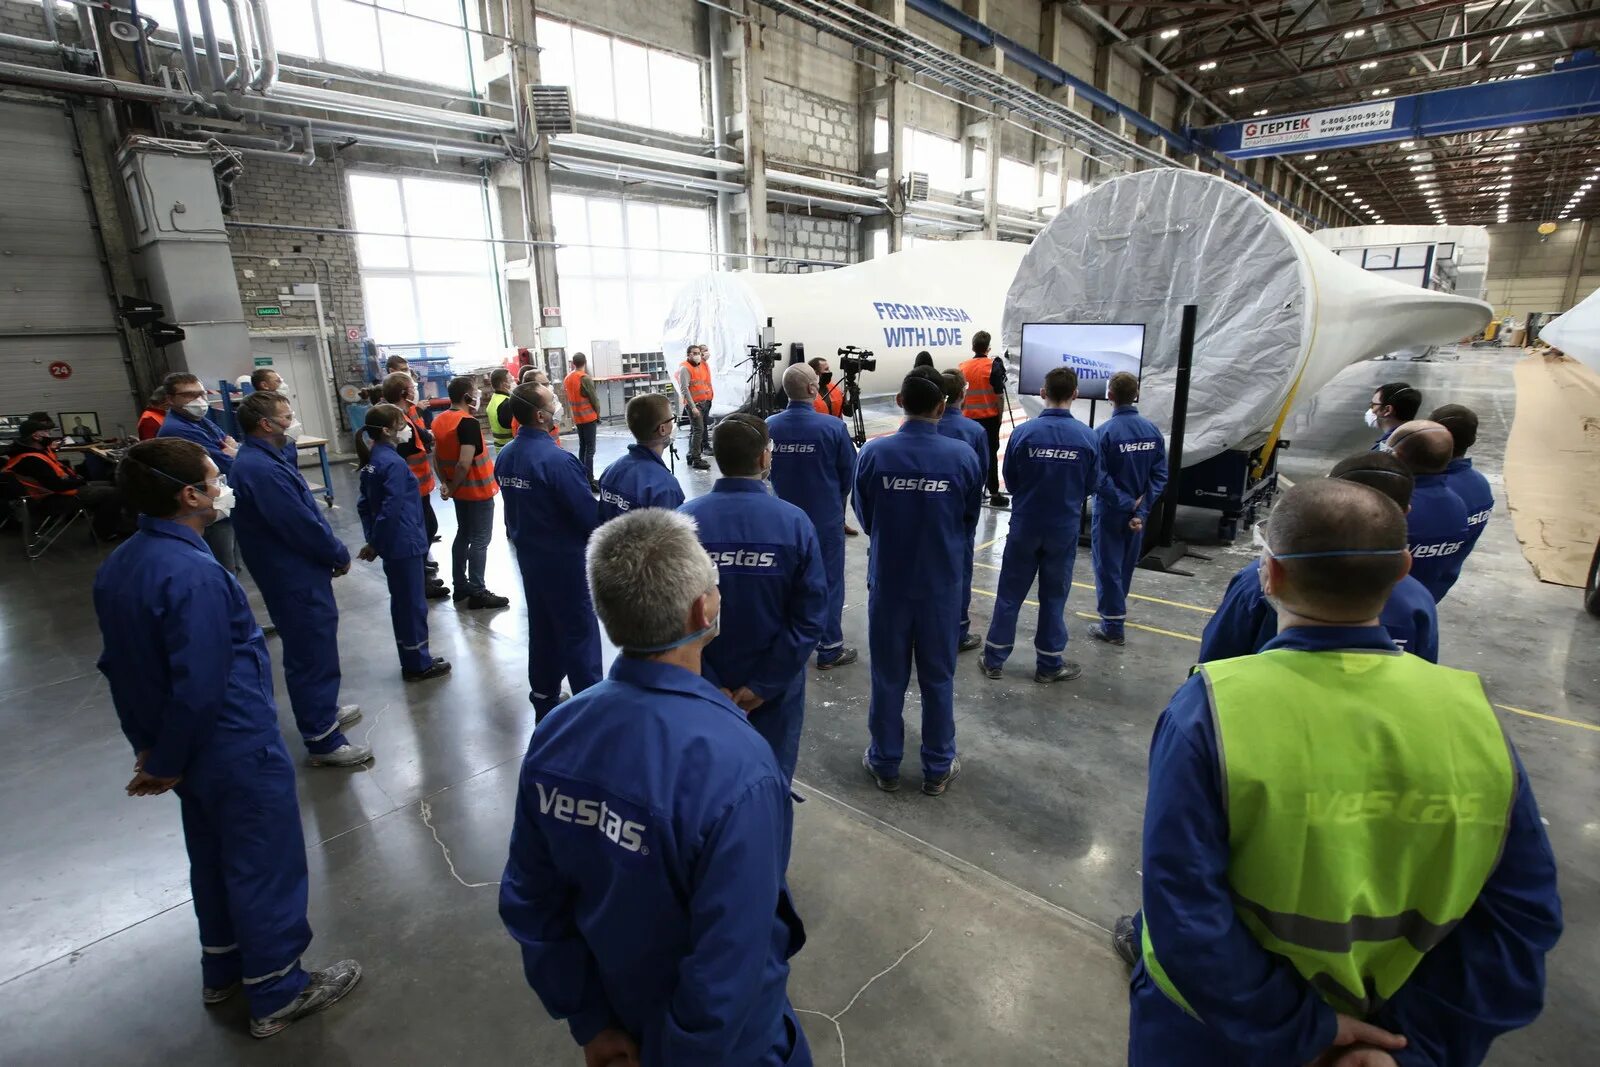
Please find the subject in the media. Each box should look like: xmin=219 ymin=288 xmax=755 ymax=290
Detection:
xmin=2 ymin=414 xmax=128 ymax=539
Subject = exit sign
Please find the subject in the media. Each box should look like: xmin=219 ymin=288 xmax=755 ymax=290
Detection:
xmin=255 ymin=305 xmax=283 ymax=317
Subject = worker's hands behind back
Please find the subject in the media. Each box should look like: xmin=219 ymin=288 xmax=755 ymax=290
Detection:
xmin=126 ymin=750 xmax=180 ymax=797
xmin=583 ymin=1028 xmax=639 ymax=1067
xmin=1305 ymin=1015 xmax=1406 ymax=1067
xmin=357 ymin=545 xmax=377 ymax=562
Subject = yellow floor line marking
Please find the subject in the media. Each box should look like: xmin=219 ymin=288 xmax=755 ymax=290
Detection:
xmin=974 ymin=536 xmax=1003 ymax=552
xmin=1494 ymin=704 xmax=1600 ymax=734
xmin=968 ymin=587 xmax=1202 ymax=643
xmin=970 ymin=560 xmax=1215 ymax=614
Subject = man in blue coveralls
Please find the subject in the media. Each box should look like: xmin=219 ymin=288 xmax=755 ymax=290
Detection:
xmin=1385 ymin=419 xmax=1471 ymax=602
xmin=1198 ymin=451 xmax=1440 ymax=663
xmin=936 ymin=369 xmax=989 ymax=653
xmin=855 ymin=367 xmax=984 ymax=797
xmin=1118 ymin=479 xmax=1561 ymax=1067
xmin=681 ymin=413 xmax=828 ymax=780
xmin=767 ymin=363 xmax=858 ymax=670
xmin=597 ymin=391 xmax=684 ymax=523
xmin=230 ymin=391 xmax=369 ymax=767
xmin=980 ymin=366 xmax=1099 ymax=684
xmin=157 ymin=372 xmax=242 ymax=571
xmin=94 ymin=439 xmax=361 ymax=1039
xmin=1430 ymin=403 xmax=1495 ymax=568
xmin=496 ymin=383 xmax=602 ymax=719
xmin=1367 ymin=382 xmax=1421 ymax=451
xmin=500 ymin=508 xmax=809 ymax=1066
xmin=1090 ymin=372 xmax=1168 ymax=646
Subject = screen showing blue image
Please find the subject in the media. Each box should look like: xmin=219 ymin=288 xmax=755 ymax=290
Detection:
xmin=1018 ymin=323 xmax=1145 ymax=401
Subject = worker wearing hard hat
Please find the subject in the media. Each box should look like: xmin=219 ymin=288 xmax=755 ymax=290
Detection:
xmin=1089 ymin=372 xmax=1169 ymax=647
xmin=855 ymin=368 xmax=984 ymax=797
xmin=767 ymin=363 xmax=859 ymax=671
xmin=679 ymin=414 xmax=828 ymax=780
xmin=1199 ymin=451 xmax=1439 ymax=663
xmin=1122 ymin=477 xmax=1561 ymax=1066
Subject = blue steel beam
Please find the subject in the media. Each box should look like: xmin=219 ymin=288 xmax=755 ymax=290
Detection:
xmin=1191 ymin=52 xmax=1600 ymax=160
xmin=900 ymin=0 xmax=1338 ymax=226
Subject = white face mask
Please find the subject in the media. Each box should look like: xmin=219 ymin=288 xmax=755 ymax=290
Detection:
xmin=549 ymin=402 xmax=564 ymax=425
xmin=285 ymin=419 xmax=304 ymax=441
xmin=1364 ymin=407 xmax=1380 ymax=429
xmin=182 ymin=400 xmax=209 ymax=420
xmin=210 ymin=483 xmax=236 ymax=518
xmin=395 ymin=424 xmax=414 ymax=445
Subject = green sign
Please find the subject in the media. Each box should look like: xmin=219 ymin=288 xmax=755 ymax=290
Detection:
xmin=255 ymin=305 xmax=283 ymax=317
xmin=253 ymin=356 xmax=274 ymax=367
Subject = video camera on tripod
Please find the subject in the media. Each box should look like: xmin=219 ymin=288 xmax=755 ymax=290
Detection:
xmin=740 ymin=341 xmax=784 ymax=416
xmin=837 ymin=345 xmax=876 ymax=377
xmin=836 ymin=346 xmax=875 ymax=445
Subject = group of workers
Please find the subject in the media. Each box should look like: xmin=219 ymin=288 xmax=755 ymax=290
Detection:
xmin=91 ymin=330 xmax=1559 ymax=1063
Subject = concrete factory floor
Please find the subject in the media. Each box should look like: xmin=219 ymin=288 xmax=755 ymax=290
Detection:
xmin=0 ymin=348 xmax=1594 ymax=1064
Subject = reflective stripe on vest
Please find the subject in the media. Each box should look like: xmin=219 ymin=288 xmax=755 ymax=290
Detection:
xmin=814 ymin=382 xmax=844 ymax=417
xmin=430 ymin=409 xmax=498 ymax=501
xmin=402 ymin=405 xmax=436 ymax=494
xmin=960 ymin=356 xmax=999 ymax=419
xmin=1142 ymin=649 xmax=1515 ymax=1018
xmin=682 ymin=360 xmax=713 ymax=403
xmin=565 ymin=370 xmax=598 ymax=424
xmin=486 ymin=393 xmax=514 ymax=445
xmin=2 ymin=450 xmax=77 ymax=499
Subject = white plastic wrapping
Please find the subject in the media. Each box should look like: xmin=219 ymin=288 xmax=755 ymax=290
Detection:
xmin=1538 ymin=285 xmax=1600 ymax=374
xmin=663 ymin=240 xmax=1029 ymax=412
xmin=1002 ymin=170 xmax=1493 ymax=465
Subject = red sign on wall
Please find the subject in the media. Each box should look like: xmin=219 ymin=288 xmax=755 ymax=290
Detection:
xmin=48 ymin=361 xmax=72 ymax=380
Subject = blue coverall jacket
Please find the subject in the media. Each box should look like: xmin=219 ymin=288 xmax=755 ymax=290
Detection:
xmin=597 ymin=443 xmax=685 ymax=522
xmin=767 ymin=399 xmax=857 ymax=661
xmin=499 ymin=656 xmax=810 ymax=1066
xmin=1092 ymin=405 xmax=1169 ymax=634
xmin=1131 ymin=626 xmax=1562 ymax=1067
xmin=1405 ymin=473 xmax=1472 ymax=602
xmin=357 ymin=441 xmax=427 ymax=560
xmin=1444 ymin=455 xmax=1494 ymax=565
xmin=158 ymin=409 xmax=235 ymax=475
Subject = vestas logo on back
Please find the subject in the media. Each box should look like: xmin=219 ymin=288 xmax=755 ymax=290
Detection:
xmin=773 ymin=442 xmax=817 ymax=453
xmin=535 ymin=782 xmax=648 ymax=853
xmin=600 ymin=487 xmax=631 ymax=511
xmin=1027 ymin=447 xmax=1081 ymax=461
xmin=1410 ymin=540 xmax=1465 ymax=559
xmin=1119 ymin=440 xmax=1158 ymax=454
xmin=705 ymin=542 xmax=782 ymax=573
xmin=499 ymin=475 xmax=533 ymax=490
xmin=881 ymin=475 xmax=950 ymax=492
xmin=1466 ymin=508 xmax=1492 ymax=527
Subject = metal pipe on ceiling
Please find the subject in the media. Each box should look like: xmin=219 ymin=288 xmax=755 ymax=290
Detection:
xmin=224 ymin=0 xmax=256 ymax=91
xmin=166 ymin=0 xmax=206 ymax=102
xmin=192 ymin=0 xmax=230 ymax=99
xmin=265 ymin=81 xmax=515 ymax=135
xmin=0 ymin=58 xmax=203 ymax=105
xmin=247 ymin=0 xmax=277 ymax=92
xmin=0 ymin=31 xmax=95 ymax=61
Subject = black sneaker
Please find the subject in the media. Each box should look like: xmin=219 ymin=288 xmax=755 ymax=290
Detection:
xmin=1034 ymin=661 xmax=1084 ymax=684
xmin=958 ymin=633 xmax=982 ymax=653
xmin=922 ymin=756 xmax=962 ymax=797
xmin=452 ymin=589 xmax=471 ymax=603
xmin=466 ymin=591 xmax=510 ymax=609
xmin=203 ymin=981 xmax=240 ymax=1005
xmin=979 ymin=661 xmax=1003 ymax=680
xmin=1113 ymin=915 xmax=1139 ymax=967
xmin=249 ymin=959 xmax=362 ymax=1038
xmin=1089 ymin=624 xmax=1126 ymax=647
xmin=989 ymin=492 xmax=1010 ymax=507
xmin=403 ymin=658 xmax=453 ymax=682
xmin=425 ymin=560 xmax=440 ymax=574
xmin=692 ymin=461 xmax=711 ymax=471
xmin=862 ymin=752 xmax=899 ymax=792
xmin=817 ymin=648 xmax=858 ymax=670
xmin=425 ymin=581 xmax=450 ymax=601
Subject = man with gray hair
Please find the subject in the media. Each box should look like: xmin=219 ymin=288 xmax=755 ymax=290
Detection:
xmin=767 ymin=362 xmax=859 ymax=671
xmin=500 ymin=509 xmax=810 ymax=1066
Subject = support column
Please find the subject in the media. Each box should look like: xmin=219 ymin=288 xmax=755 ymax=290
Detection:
xmin=502 ymin=0 xmax=563 ymax=371
xmin=860 ymin=1 xmax=906 ymax=254
xmin=982 ymin=113 xmax=1002 ymax=238
xmin=1562 ymin=219 xmax=1593 ymax=309
xmin=737 ymin=7 xmax=770 ymax=271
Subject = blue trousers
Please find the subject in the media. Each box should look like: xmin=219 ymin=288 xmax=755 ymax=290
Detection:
xmin=866 ymin=590 xmax=958 ymax=779
xmin=746 ymin=675 xmax=806 ymax=781
xmin=816 ymin=528 xmax=847 ymax=664
xmin=176 ymin=739 xmax=312 ymax=1018
xmin=959 ymin=530 xmax=976 ymax=639
xmin=1092 ymin=506 xmax=1143 ymax=638
xmin=382 ymin=554 xmax=434 ymax=672
xmin=983 ymin=526 xmax=1076 ymax=672
xmin=451 ymin=496 xmax=495 ymax=597
xmin=259 ymin=576 xmax=346 ymax=754
xmin=515 ymin=546 xmax=602 ymax=719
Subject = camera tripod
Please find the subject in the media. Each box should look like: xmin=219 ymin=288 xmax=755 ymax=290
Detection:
xmin=740 ymin=349 xmax=783 ymax=418
xmin=843 ymin=371 xmax=867 ymax=446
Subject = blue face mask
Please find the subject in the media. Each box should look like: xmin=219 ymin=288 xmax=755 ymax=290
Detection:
xmin=624 ymin=611 xmax=721 ymax=655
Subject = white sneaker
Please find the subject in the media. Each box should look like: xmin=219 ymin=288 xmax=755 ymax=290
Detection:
xmin=336 ymin=704 xmax=362 ymax=727
xmin=307 ymin=743 xmax=373 ymax=768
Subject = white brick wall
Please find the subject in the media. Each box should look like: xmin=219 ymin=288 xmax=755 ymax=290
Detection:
xmin=763 ymin=82 xmax=858 ymax=174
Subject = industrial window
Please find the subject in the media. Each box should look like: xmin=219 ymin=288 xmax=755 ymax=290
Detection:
xmin=535 ymin=18 xmax=705 ymax=137
xmin=347 ymin=173 xmax=506 ymax=364
xmin=134 ymin=0 xmax=476 ymax=90
xmin=550 ymin=193 xmax=712 ymax=352
xmin=997 ymin=159 xmax=1039 ymax=209
xmin=870 ymin=230 xmax=920 ymax=259
xmin=906 ymin=129 xmax=962 ymax=193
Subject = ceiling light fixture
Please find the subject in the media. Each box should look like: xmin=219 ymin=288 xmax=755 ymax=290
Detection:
xmin=1507 ymin=127 xmax=1525 ymax=135
xmin=1516 ymin=62 xmax=1537 ymax=72
xmin=1371 ymin=88 xmax=1391 ymax=96
xmin=1303 ymin=154 xmax=1318 ymax=161
xmin=1228 ymin=87 xmax=1245 ymax=95
xmin=1400 ymin=141 xmax=1415 ymax=148
xmin=1315 ymin=165 xmax=1329 ymax=172
xmin=1360 ymin=61 xmax=1378 ymax=70
xmin=1521 ymin=30 xmax=1544 ymax=40
xmin=1344 ymin=29 xmax=1366 ymax=39
xmin=1253 ymin=109 xmax=1269 ymax=116
xmin=1160 ymin=28 xmax=1180 ymax=40
xmin=1198 ymin=61 xmax=1218 ymax=71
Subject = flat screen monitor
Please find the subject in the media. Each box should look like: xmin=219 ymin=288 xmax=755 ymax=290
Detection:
xmin=1018 ymin=322 xmax=1146 ymax=401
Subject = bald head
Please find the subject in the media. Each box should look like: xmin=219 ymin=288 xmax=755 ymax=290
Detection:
xmin=1262 ymin=479 xmax=1410 ymax=623
xmin=1386 ymin=419 xmax=1455 ymax=474
xmin=783 ymin=362 xmax=819 ymax=401
xmin=1329 ymin=451 xmax=1414 ymax=511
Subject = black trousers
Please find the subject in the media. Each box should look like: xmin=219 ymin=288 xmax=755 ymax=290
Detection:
xmin=576 ymin=421 xmax=598 ymax=483
xmin=420 ymin=491 xmax=438 ymax=547
xmin=977 ymin=415 xmax=1002 ymax=494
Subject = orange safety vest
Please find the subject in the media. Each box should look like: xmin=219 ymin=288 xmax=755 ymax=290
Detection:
xmin=2 ymin=449 xmax=77 ymax=499
xmin=402 ymin=403 xmax=436 ymax=494
xmin=431 ymin=409 xmax=499 ymax=501
xmin=564 ymin=369 xmax=598 ymax=425
xmin=682 ymin=360 xmax=714 ymax=403
xmin=137 ymin=408 xmax=164 ymax=441
xmin=814 ymin=381 xmax=844 ymax=418
xmin=960 ymin=355 xmax=1000 ymax=419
